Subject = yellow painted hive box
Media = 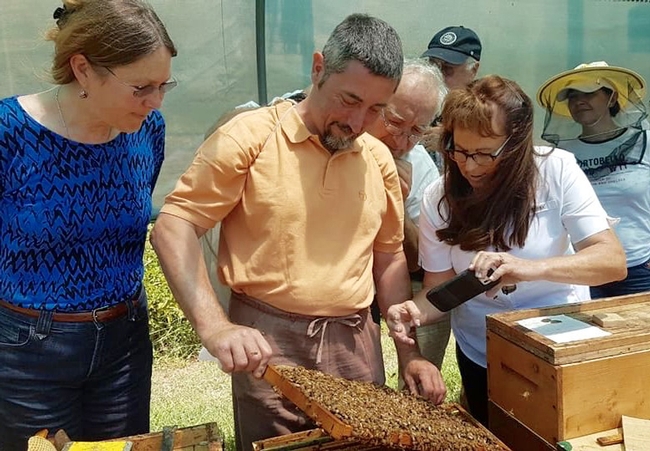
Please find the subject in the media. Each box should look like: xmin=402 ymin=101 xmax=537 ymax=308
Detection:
xmin=102 ymin=423 xmax=224 ymax=451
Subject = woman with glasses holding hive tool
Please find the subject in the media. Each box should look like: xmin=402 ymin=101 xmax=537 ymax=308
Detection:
xmin=390 ymin=75 xmax=627 ymax=426
xmin=0 ymin=1 xmax=176 ymax=449
xmin=538 ymin=62 xmax=650 ymax=299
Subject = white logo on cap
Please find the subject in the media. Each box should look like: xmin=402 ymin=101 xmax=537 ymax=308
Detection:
xmin=439 ymin=32 xmax=458 ymax=46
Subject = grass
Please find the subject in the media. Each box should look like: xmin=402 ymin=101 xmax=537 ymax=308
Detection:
xmin=150 ymin=326 xmax=461 ymax=450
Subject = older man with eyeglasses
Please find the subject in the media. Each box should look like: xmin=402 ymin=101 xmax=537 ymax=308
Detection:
xmin=366 ymin=60 xmax=447 ymax=276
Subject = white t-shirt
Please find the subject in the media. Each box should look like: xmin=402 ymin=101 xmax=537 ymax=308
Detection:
xmin=418 ymin=147 xmax=611 ymax=367
xmin=562 ymin=129 xmax=650 ymax=267
xmin=402 ymin=144 xmax=439 ymax=222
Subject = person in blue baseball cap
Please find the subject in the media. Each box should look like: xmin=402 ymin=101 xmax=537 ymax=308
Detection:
xmin=422 ymin=26 xmax=482 ymax=90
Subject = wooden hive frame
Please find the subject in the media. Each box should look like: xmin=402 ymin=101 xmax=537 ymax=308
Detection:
xmin=263 ymin=365 xmax=511 ymax=450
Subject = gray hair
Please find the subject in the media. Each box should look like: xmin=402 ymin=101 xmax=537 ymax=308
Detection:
xmin=425 ymin=55 xmax=479 ymax=71
xmin=403 ymin=58 xmax=448 ymax=120
xmin=319 ymin=14 xmax=403 ymax=87
xmin=464 ymin=56 xmax=480 ymax=71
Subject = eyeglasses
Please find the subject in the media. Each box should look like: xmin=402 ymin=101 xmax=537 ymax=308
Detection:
xmin=105 ymin=67 xmax=178 ymax=98
xmin=381 ymin=110 xmax=429 ymax=144
xmin=446 ymin=136 xmax=511 ymax=166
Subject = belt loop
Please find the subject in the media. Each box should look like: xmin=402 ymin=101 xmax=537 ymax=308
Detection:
xmin=92 ymin=309 xmax=105 ymax=330
xmin=35 ymin=310 xmax=53 ymax=340
xmin=126 ymin=297 xmax=136 ymax=322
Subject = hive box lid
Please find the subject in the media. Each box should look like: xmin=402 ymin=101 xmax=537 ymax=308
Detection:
xmin=486 ymin=292 xmax=650 ymax=365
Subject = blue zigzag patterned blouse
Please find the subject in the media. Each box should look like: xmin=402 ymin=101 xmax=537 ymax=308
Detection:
xmin=0 ymin=96 xmax=165 ymax=311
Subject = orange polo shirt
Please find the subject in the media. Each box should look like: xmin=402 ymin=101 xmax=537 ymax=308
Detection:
xmin=161 ymin=101 xmax=404 ymax=316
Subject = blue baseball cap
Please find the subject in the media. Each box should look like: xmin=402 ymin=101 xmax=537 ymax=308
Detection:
xmin=422 ymin=26 xmax=482 ymax=64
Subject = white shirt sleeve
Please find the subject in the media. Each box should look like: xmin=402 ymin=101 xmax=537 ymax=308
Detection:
xmin=403 ymin=145 xmax=440 ymax=223
xmin=418 ymin=179 xmax=453 ymax=272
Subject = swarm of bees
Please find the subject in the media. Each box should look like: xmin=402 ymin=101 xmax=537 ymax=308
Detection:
xmin=273 ymin=365 xmax=506 ymax=451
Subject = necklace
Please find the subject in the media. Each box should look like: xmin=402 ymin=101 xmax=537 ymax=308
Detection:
xmin=579 ymin=127 xmax=626 ymax=143
xmin=54 ymin=86 xmax=113 ymax=142
xmin=54 ymin=86 xmax=71 ymax=139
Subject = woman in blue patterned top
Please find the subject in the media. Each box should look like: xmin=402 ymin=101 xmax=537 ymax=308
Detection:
xmin=0 ymin=1 xmax=177 ymax=449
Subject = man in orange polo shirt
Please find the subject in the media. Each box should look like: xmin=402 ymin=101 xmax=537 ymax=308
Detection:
xmin=151 ymin=14 xmax=445 ymax=450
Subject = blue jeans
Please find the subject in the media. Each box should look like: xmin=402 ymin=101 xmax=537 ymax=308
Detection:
xmin=0 ymin=290 xmax=152 ymax=451
xmin=591 ymin=258 xmax=650 ymax=299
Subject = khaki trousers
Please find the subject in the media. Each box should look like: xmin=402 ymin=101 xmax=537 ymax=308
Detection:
xmin=415 ymin=316 xmax=452 ymax=369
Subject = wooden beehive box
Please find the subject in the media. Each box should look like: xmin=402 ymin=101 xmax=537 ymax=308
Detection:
xmin=486 ymin=292 xmax=650 ymax=450
xmin=103 ymin=423 xmax=223 ymax=451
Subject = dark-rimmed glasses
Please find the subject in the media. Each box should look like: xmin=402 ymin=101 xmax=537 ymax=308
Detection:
xmin=381 ymin=110 xmax=429 ymax=144
xmin=105 ymin=67 xmax=177 ymax=98
xmin=446 ymin=136 xmax=511 ymax=166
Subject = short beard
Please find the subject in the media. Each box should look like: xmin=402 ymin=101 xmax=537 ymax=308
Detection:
xmin=320 ymin=122 xmax=359 ymax=153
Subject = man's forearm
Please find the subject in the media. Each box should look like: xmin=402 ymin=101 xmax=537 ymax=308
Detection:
xmin=374 ymin=250 xmax=415 ymax=360
xmin=150 ymin=213 xmax=230 ymax=339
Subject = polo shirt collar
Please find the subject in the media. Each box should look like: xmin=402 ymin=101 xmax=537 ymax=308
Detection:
xmin=277 ymin=102 xmax=364 ymax=153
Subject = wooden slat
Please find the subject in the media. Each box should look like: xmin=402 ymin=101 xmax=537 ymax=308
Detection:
xmin=252 ymin=429 xmax=332 ymax=450
xmin=596 ymin=433 xmax=624 ymax=446
xmin=252 ymin=427 xmax=391 ymax=450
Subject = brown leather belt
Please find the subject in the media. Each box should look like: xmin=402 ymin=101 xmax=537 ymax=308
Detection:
xmin=0 ymin=298 xmax=137 ymax=323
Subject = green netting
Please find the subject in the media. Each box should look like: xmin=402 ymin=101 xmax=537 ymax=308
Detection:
xmin=2 ymin=0 xmax=648 ymax=206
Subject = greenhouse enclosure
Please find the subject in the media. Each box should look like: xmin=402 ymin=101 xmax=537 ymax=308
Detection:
xmin=2 ymin=0 xmax=649 ymax=207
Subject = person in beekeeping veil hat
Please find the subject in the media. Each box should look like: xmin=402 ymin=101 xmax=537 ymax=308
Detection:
xmin=538 ymin=61 xmax=650 ymax=299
